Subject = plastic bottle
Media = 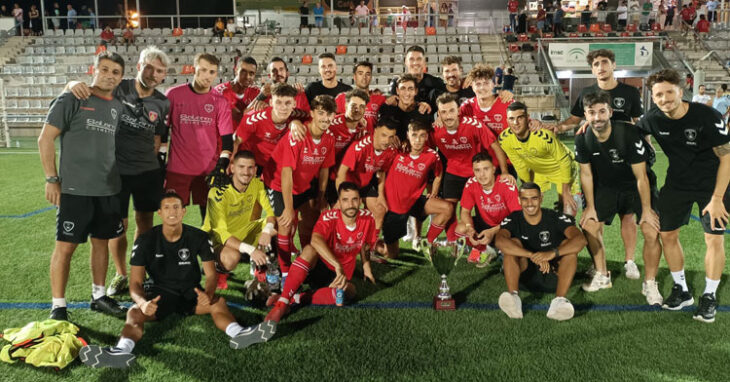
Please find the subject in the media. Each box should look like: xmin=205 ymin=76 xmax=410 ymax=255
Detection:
xmin=265 ymin=257 xmax=281 ymax=292
xmin=335 ymin=288 xmax=344 ymax=306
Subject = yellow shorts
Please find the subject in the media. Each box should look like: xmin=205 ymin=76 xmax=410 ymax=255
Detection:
xmin=212 ymin=218 xmax=265 ymax=253
xmin=533 ymin=161 xmax=580 ymax=195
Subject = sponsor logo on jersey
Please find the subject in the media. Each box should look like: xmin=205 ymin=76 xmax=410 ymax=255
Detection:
xmin=179 ymin=114 xmax=213 ymax=126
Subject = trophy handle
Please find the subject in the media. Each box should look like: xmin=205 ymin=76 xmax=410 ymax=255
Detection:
xmin=455 ymin=237 xmax=467 ymax=263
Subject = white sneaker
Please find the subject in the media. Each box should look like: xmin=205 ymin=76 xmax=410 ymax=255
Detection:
xmin=546 ymin=297 xmax=574 ymax=321
xmin=403 ymin=216 xmax=416 ymax=242
xmin=581 ymin=271 xmax=612 ymax=292
xmin=584 ymin=264 xmax=596 ymax=278
xmin=498 ymin=291 xmax=523 ymax=319
xmin=642 ymin=280 xmax=663 ymax=306
xmin=624 ymin=261 xmax=640 ymax=280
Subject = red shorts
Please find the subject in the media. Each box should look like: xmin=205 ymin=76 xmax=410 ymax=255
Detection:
xmin=163 ymin=171 xmax=208 ymax=206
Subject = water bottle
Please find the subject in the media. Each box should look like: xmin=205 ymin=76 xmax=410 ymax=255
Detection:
xmin=335 ymin=288 xmax=344 ymax=306
xmin=265 ymin=257 xmax=281 ymax=292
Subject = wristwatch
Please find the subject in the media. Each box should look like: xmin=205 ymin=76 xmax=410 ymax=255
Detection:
xmin=554 ymin=248 xmax=560 ymax=258
xmin=45 ymin=176 xmax=60 ymax=184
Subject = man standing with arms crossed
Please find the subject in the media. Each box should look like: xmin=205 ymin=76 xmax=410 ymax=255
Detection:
xmin=38 ymin=52 xmax=128 ymax=320
xmin=637 ymin=69 xmax=729 ymax=322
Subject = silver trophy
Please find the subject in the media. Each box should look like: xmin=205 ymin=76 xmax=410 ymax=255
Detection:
xmin=420 ymin=237 xmax=467 ymax=310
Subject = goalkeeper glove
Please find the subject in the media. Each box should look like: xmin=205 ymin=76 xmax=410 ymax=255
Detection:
xmin=206 ymin=156 xmax=231 ymax=189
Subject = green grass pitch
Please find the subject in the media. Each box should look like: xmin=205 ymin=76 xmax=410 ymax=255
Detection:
xmin=0 ymin=137 xmax=728 ymax=381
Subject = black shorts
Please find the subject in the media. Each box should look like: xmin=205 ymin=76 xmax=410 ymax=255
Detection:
xmin=266 ymin=186 xmax=315 ymax=216
xmin=144 ymin=283 xmax=198 ymax=320
xmin=382 ymin=195 xmax=429 ymax=244
xmin=595 ymin=185 xmax=658 ymax=225
xmin=359 ymin=174 xmax=380 ymax=199
xmin=472 ymin=212 xmax=491 ymax=233
xmin=304 ymin=259 xmax=337 ymax=290
xmin=325 ymin=179 xmax=338 ymax=206
xmin=441 ymin=172 xmax=470 ymax=200
xmin=56 ymin=193 xmax=124 ymax=243
xmin=118 ymin=169 xmax=164 ymax=216
xmin=657 ymin=186 xmax=729 ymax=234
xmin=518 ymin=259 xmax=559 ymax=293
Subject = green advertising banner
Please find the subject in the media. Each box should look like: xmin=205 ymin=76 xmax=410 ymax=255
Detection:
xmin=548 ymin=42 xmax=653 ymax=69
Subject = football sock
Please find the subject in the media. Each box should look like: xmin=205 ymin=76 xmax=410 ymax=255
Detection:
xmin=704 ymin=277 xmax=720 ymax=295
xmin=52 ymin=297 xmax=67 ymax=309
xmin=225 ymin=322 xmax=245 ymax=338
xmin=277 ymin=234 xmax=293 ymax=274
xmin=92 ymin=284 xmax=106 ymax=300
xmin=115 ymin=337 xmax=135 ymax=354
xmin=445 ymin=217 xmax=458 ymax=242
xmin=311 ymin=287 xmax=337 ymax=305
xmin=426 ymin=222 xmax=445 ymax=243
xmin=671 ymin=270 xmax=688 ymax=292
xmin=281 ymin=257 xmax=310 ymax=301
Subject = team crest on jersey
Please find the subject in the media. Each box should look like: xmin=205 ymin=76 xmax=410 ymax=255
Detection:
xmin=357 ymin=231 xmax=364 ymax=239
xmin=460 ymin=137 xmax=468 ymax=143
xmin=178 ymin=248 xmax=190 ymax=261
xmin=494 ymin=114 xmax=503 ymax=122
xmin=63 ymin=221 xmax=74 ymax=232
xmin=148 ymin=111 xmax=158 ymax=122
xmin=417 ymin=163 xmax=426 ymax=171
xmin=110 ymin=108 xmax=118 ymax=120
xmin=684 ymin=128 xmax=697 ymax=142
xmin=495 ymin=194 xmax=501 ymax=202
xmin=613 ymin=97 xmax=626 ymax=109
xmin=204 ymin=104 xmax=214 ymax=113
xmin=539 ymin=231 xmax=550 ymax=243
xmin=609 ymin=149 xmax=621 ymax=161
xmin=321 ymin=147 xmax=327 ymax=155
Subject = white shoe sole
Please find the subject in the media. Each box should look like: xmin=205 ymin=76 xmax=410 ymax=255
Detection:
xmin=581 ymin=280 xmax=612 ymax=292
xmin=498 ymin=292 xmax=523 ymax=319
xmin=547 ymin=302 xmax=574 ymax=321
xmin=641 ymin=286 xmax=663 ymax=306
xmin=662 ymin=298 xmax=695 ymax=311
xmin=79 ymin=345 xmax=135 ymax=369
xmin=693 ymin=314 xmax=716 ymax=323
xmin=229 ymin=320 xmax=277 ymax=349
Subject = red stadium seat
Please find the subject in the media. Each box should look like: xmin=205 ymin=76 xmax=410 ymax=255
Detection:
xmin=336 ymin=45 xmax=347 ymax=54
xmin=172 ymin=27 xmax=183 ymax=36
xmin=543 ymin=33 xmax=553 ymax=39
xmin=301 ymin=54 xmax=313 ymax=64
xmin=627 ymin=23 xmax=637 ymax=32
xmin=518 ymin=33 xmax=528 ymax=42
xmin=589 ymin=24 xmax=601 ymax=33
xmin=426 ymin=26 xmax=436 ymax=35
xmin=577 ymin=24 xmax=587 ymax=33
xmin=95 ymin=45 xmax=106 ymax=55
xmin=528 ymin=25 xmax=537 ymax=34
xmin=181 ymin=65 xmax=194 ymax=74
xmin=645 ymin=31 xmax=655 ymax=36
xmin=602 ymin=24 xmax=612 ymax=32
xmin=651 ymin=23 xmax=662 ymax=31
xmin=594 ymin=32 xmax=605 ymax=37
xmin=568 ymin=32 xmax=579 ymax=38
xmin=509 ymin=43 xmax=520 ymax=52
xmin=620 ymin=32 xmax=630 ymax=37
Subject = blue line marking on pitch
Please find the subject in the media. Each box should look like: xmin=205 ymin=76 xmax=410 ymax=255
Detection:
xmin=689 ymin=214 xmax=730 ymax=234
xmin=1 ymin=301 xmax=727 ymax=313
xmin=0 ymin=206 xmax=54 ymax=219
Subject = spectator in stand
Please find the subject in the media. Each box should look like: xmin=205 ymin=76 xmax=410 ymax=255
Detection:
xmin=580 ymin=5 xmax=592 ymax=29
xmin=300 ymin=1 xmax=310 ymax=29
xmin=440 ymin=2 xmax=449 ymax=27
xmin=617 ymin=1 xmax=629 ymax=29
xmin=52 ymin=2 xmax=61 ymax=30
xmin=213 ymin=17 xmax=225 ymax=38
xmin=100 ymin=25 xmax=116 ymax=45
xmin=67 ymin=4 xmax=77 ymax=30
xmin=554 ymin=4 xmax=564 ymax=34
xmin=370 ymin=8 xmax=378 ymax=33
xmin=502 ymin=67 xmax=518 ymax=92
xmin=706 ymin=0 xmax=718 ymax=22
xmin=596 ymin=1 xmax=608 ymax=24
xmin=29 ymin=5 xmax=41 ymax=36
xmin=401 ymin=5 xmax=411 ymax=32
xmin=225 ymin=18 xmax=236 ymax=37
xmin=517 ymin=10 xmax=527 ymax=33
xmin=355 ymin=0 xmax=369 ymax=31
xmin=695 ymin=13 xmax=710 ymax=39
xmin=508 ymin=0 xmax=519 ymax=32
xmin=0 ymin=5 xmax=9 ymax=17
xmin=88 ymin=7 xmax=96 ymax=30
xmin=713 ymin=85 xmax=730 ymax=123
xmin=313 ymin=1 xmax=325 ymax=28
xmin=665 ymin=0 xmax=675 ymax=29
xmin=536 ymin=5 xmax=546 ymax=34
xmin=692 ymin=84 xmax=712 ymax=106
xmin=494 ymin=64 xmax=504 ymax=91
xmin=12 ymin=3 xmax=23 ymax=36
xmin=685 ymin=73 xmax=693 ymax=90
xmin=121 ymin=26 xmax=135 ymax=45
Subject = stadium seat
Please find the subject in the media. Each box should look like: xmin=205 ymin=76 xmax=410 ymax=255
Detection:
xmin=626 ymin=24 xmax=637 ymax=32
xmin=589 ymin=24 xmax=601 ymax=33
xmin=302 ymin=55 xmax=313 ymax=64
xmin=577 ymin=25 xmax=587 ymax=33
xmin=602 ymin=24 xmax=612 ymax=32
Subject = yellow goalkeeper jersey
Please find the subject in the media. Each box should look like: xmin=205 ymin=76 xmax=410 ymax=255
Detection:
xmin=201 ymin=177 xmax=274 ymax=246
xmin=498 ymin=128 xmax=577 ymax=188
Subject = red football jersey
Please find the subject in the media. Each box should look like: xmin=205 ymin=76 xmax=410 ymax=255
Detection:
xmin=313 ymin=208 xmax=377 ymax=279
xmin=214 ymin=82 xmax=261 ymax=127
xmin=340 ymin=135 xmax=398 ymax=188
xmin=384 ymin=149 xmax=442 ymax=214
xmin=262 ymin=91 xmax=311 ymax=113
xmin=335 ymin=91 xmax=387 ymax=128
xmin=431 ymin=116 xmax=497 ymax=178
xmin=460 ymin=96 xmax=512 ymax=136
xmin=235 ymin=107 xmax=310 ymax=168
xmin=328 ymin=114 xmax=370 ymax=180
xmin=266 ymin=126 xmax=336 ymax=194
xmin=460 ymin=175 xmax=521 ymax=227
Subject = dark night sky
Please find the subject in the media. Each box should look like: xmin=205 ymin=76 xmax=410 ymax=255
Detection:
xmin=1 ymin=0 xmax=233 ymax=16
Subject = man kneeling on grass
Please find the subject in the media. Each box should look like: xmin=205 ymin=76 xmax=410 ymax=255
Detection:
xmin=495 ymin=182 xmax=587 ymax=321
xmin=233 ymin=182 xmax=377 ymax=347
xmin=79 ymin=192 xmax=269 ymax=368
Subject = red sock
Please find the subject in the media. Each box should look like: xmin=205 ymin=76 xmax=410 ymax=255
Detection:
xmin=281 ymin=257 xmax=310 ymax=301
xmin=310 ymin=287 xmax=337 ymax=305
xmin=277 ymin=234 xmax=293 ymax=274
xmin=445 ymin=217 xmax=458 ymax=242
xmin=427 ymin=222 xmax=445 ymax=243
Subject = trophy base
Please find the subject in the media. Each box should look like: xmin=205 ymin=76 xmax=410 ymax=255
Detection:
xmin=433 ymin=296 xmax=456 ymax=311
